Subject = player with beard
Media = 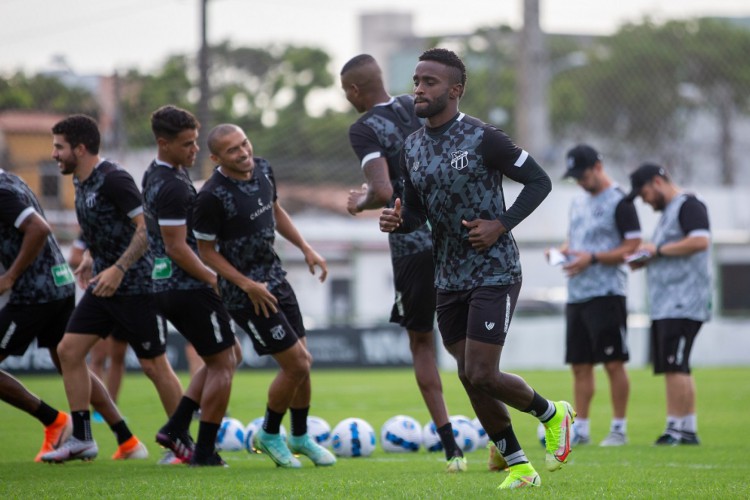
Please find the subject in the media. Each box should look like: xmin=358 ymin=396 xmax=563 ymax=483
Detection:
xmin=42 ymin=114 xmax=183 ymax=463
xmin=142 ymin=105 xmax=241 ymax=466
xmin=340 ymin=54 xmax=464 ymax=472
xmin=379 ymin=48 xmax=573 ymax=489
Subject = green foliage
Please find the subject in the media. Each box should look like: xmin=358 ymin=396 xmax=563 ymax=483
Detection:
xmin=2 ymin=367 xmax=749 ymax=498
xmin=0 ymin=72 xmax=98 ymax=116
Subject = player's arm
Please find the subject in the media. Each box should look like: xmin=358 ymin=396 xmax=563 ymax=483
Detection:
xmin=346 ymin=125 xmax=394 ymax=215
xmin=381 ymin=151 xmax=427 ymax=233
xmin=161 ymin=224 xmax=217 ymax=287
xmin=90 ymin=213 xmax=148 ymax=297
xmin=0 ymin=211 xmax=51 ymax=295
xmin=273 ymin=202 xmax=327 ymax=282
xmin=654 ymin=197 xmax=710 ymax=257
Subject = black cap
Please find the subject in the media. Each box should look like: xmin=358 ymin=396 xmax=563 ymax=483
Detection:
xmin=625 ymin=163 xmax=668 ymax=201
xmin=564 ymin=144 xmax=602 ymax=179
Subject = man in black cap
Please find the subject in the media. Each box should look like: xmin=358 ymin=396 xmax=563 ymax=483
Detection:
xmin=625 ymin=163 xmax=711 ymax=446
xmin=550 ymin=144 xmax=641 ymax=447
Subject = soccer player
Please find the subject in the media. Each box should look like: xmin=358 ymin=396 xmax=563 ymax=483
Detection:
xmin=0 ymin=168 xmax=74 ymax=461
xmin=625 ymin=163 xmax=711 ymax=446
xmin=193 ymin=123 xmax=335 ymax=468
xmin=340 ymin=54 xmax=464 ymax=471
xmin=42 ymin=114 xmax=184 ymax=462
xmin=379 ymin=48 xmax=573 ymax=489
xmin=552 ymin=144 xmax=641 ymax=446
xmin=142 ymin=105 xmax=241 ymax=466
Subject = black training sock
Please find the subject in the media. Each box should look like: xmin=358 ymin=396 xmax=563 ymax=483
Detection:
xmin=195 ymin=421 xmax=220 ymax=458
xmin=167 ymin=396 xmax=200 ymax=434
xmin=33 ymin=401 xmax=59 ymax=427
xmin=110 ymin=420 xmax=134 ymax=445
xmin=263 ymin=406 xmax=285 ymax=434
xmin=437 ymin=422 xmax=462 ymax=460
xmin=488 ymin=425 xmax=528 ymax=467
xmin=290 ymin=406 xmax=310 ymax=437
xmin=522 ymin=391 xmax=555 ymax=422
xmin=72 ymin=410 xmax=92 ymax=441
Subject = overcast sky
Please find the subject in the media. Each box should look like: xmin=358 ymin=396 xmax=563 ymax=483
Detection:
xmin=1 ymin=0 xmax=748 ymax=77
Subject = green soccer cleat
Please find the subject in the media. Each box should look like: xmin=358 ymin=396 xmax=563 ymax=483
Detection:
xmin=288 ymin=434 xmax=336 ymax=466
xmin=254 ymin=428 xmax=301 ymax=468
xmin=544 ymin=401 xmax=576 ymax=472
xmin=446 ymin=455 xmax=467 ymax=473
xmin=498 ymin=463 xmax=541 ymax=489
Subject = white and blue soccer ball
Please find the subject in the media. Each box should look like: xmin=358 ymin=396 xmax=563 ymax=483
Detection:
xmin=244 ymin=416 xmax=287 ymax=453
xmin=450 ymin=415 xmax=480 ymax=452
xmin=471 ymin=417 xmax=489 ymax=449
xmin=307 ymin=416 xmax=332 ymax=449
xmin=216 ymin=417 xmax=245 ymax=451
xmin=421 ymin=421 xmax=443 ymax=452
xmin=380 ymin=415 xmax=422 ymax=453
xmin=331 ymin=418 xmax=376 ymax=457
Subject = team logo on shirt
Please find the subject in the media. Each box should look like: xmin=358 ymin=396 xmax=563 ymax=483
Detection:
xmin=85 ymin=192 xmax=97 ymax=208
xmin=270 ymin=324 xmax=286 ymax=341
xmin=485 ymin=321 xmax=495 ymax=330
xmin=451 ymin=150 xmax=469 ymax=170
xmin=411 ymin=160 xmax=420 ymax=172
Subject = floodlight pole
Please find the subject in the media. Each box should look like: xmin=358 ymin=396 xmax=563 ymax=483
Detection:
xmin=196 ymin=0 xmax=212 ymax=180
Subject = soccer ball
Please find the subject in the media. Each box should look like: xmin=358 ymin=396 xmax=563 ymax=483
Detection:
xmin=244 ymin=417 xmax=287 ymax=454
xmin=216 ymin=417 xmax=245 ymax=451
xmin=380 ymin=415 xmax=422 ymax=453
xmin=307 ymin=416 xmax=332 ymax=449
xmin=471 ymin=417 xmax=489 ymax=449
xmin=331 ymin=418 xmax=376 ymax=457
xmin=450 ymin=415 xmax=480 ymax=452
xmin=421 ymin=421 xmax=443 ymax=452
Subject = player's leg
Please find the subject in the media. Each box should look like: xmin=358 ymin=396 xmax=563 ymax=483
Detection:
xmin=565 ymin=301 xmax=593 ymax=445
xmin=105 ymin=336 xmax=129 ymax=404
xmin=601 ymin=360 xmax=629 ymax=445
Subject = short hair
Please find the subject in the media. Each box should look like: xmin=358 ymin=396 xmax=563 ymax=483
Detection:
xmin=52 ymin=114 xmax=101 ymax=154
xmin=151 ymin=105 xmax=199 ymax=140
xmin=418 ymin=48 xmax=467 ymax=88
xmin=207 ymin=123 xmax=241 ymax=155
xmin=340 ymin=54 xmax=376 ymax=75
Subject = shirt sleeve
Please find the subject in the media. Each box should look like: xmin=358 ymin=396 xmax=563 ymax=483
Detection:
xmin=192 ymin=190 xmax=222 ymax=241
xmin=0 ymin=189 xmax=36 ymax=228
xmin=154 ymin=179 xmax=191 ymax=226
xmin=679 ymin=196 xmax=710 ymax=236
xmin=101 ymin=169 xmax=144 ymax=219
xmin=480 ymin=126 xmax=552 ymax=230
xmin=614 ymin=198 xmax=642 ymax=240
xmin=348 ymin=122 xmax=383 ymax=168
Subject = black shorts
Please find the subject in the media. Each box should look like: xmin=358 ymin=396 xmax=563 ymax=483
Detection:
xmin=390 ymin=250 xmax=436 ymax=333
xmin=228 ymin=280 xmax=304 ymax=356
xmin=565 ymin=296 xmax=629 ymax=365
xmin=436 ymin=282 xmax=521 ymax=347
xmin=0 ymin=297 xmax=74 ymax=357
xmin=651 ymin=318 xmax=702 ymax=374
xmin=154 ymin=288 xmax=236 ymax=357
xmin=66 ymin=290 xmax=166 ymax=359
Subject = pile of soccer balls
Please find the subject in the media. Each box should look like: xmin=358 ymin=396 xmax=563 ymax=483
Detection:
xmin=215 ymin=414 xmax=491 ymax=458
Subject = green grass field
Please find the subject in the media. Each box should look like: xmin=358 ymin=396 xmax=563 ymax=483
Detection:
xmin=1 ymin=367 xmax=749 ymax=498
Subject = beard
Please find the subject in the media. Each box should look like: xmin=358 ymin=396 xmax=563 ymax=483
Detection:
xmin=415 ymin=92 xmax=449 ymax=119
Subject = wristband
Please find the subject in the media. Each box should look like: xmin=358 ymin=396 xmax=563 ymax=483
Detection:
xmin=656 ymin=245 xmax=664 ymax=258
xmin=590 ymin=252 xmax=598 ymax=265
xmin=114 ymin=263 xmax=127 ymax=274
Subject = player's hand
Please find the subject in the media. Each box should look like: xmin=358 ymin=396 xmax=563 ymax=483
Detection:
xmin=461 ymin=218 xmax=506 ymax=251
xmin=303 ymin=247 xmax=328 ymax=283
xmin=242 ymin=279 xmax=278 ymax=318
xmin=90 ymin=266 xmax=124 ymax=297
xmin=73 ymin=251 xmax=94 ymax=289
xmin=346 ymin=183 xmax=367 ymax=216
xmin=379 ymin=198 xmax=402 ymax=233
xmin=562 ymin=250 xmax=595 ymax=277
xmin=0 ymin=273 xmax=14 ymax=295
xmin=626 ymin=243 xmax=656 ymax=270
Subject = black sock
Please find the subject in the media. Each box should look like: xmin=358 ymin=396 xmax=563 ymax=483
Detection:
xmin=290 ymin=406 xmax=309 ymax=437
xmin=263 ymin=406 xmax=285 ymax=434
xmin=166 ymin=396 xmax=200 ymax=434
xmin=33 ymin=401 xmax=59 ymax=427
xmin=488 ymin=425 xmax=528 ymax=467
xmin=195 ymin=421 xmax=220 ymax=458
xmin=522 ymin=391 xmax=555 ymax=422
xmin=72 ymin=410 xmax=92 ymax=441
xmin=437 ymin=422 xmax=462 ymax=459
xmin=110 ymin=420 xmax=133 ymax=445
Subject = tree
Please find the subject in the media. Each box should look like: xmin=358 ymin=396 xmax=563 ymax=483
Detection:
xmin=0 ymin=72 xmax=98 ymax=116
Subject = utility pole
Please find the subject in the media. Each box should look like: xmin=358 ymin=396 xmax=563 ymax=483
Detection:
xmin=516 ymin=0 xmax=550 ymax=160
xmin=196 ymin=0 xmax=211 ymax=179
